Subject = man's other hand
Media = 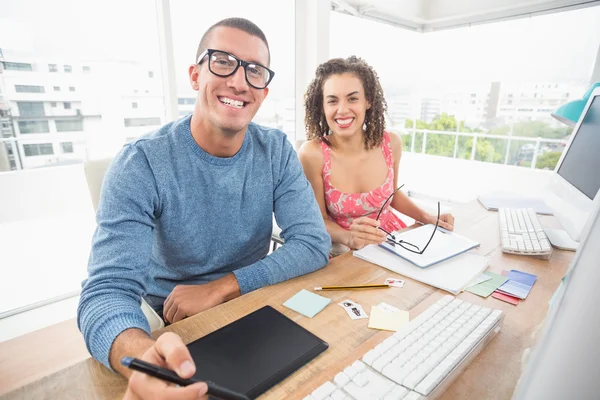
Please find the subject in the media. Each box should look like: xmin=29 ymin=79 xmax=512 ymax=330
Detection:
xmin=163 ymin=273 xmax=241 ymax=323
xmin=123 ymin=332 xmax=208 ymax=400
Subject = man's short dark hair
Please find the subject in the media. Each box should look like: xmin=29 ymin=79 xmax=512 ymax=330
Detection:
xmin=196 ymin=17 xmax=270 ymax=66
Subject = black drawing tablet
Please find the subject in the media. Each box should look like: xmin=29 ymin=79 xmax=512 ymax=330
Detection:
xmin=187 ymin=305 xmax=329 ymax=399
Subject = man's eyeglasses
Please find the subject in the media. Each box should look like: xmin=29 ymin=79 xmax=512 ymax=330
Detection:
xmin=196 ymin=49 xmax=275 ymax=89
xmin=375 ymin=184 xmax=440 ymax=254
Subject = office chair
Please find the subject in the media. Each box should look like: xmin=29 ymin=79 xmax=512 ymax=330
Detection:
xmin=84 ymin=158 xmax=165 ymax=332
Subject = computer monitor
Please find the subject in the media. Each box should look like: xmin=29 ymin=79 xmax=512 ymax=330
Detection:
xmin=512 ymin=187 xmax=600 ymax=399
xmin=544 ymin=87 xmax=600 ymax=242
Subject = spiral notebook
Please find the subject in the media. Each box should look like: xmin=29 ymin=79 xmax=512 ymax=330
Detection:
xmin=379 ymin=224 xmax=480 ymax=268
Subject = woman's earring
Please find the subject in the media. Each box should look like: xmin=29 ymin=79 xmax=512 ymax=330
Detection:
xmin=327 ymin=129 xmax=332 ymax=136
xmin=363 ymin=122 xmax=367 ymax=131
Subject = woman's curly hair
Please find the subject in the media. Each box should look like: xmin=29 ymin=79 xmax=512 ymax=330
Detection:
xmin=304 ymin=56 xmax=387 ymax=150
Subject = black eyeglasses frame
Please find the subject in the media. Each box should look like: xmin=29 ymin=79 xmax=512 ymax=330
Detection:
xmin=196 ymin=49 xmax=275 ymax=89
xmin=376 ymin=184 xmax=441 ymax=254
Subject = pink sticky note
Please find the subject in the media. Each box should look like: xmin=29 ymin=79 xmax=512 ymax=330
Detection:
xmin=492 ymin=291 xmax=519 ymax=305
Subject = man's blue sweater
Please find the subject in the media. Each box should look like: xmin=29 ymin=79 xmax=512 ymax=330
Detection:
xmin=77 ymin=115 xmax=330 ymax=369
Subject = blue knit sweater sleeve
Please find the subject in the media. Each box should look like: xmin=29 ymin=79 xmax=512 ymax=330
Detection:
xmin=232 ymin=136 xmax=331 ymax=293
xmin=77 ymin=144 xmax=156 ymax=369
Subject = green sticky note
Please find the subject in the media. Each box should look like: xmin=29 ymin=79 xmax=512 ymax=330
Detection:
xmin=283 ymin=289 xmax=331 ymax=318
xmin=466 ymin=271 xmax=508 ymax=298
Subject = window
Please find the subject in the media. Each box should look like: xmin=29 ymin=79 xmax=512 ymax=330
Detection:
xmin=124 ymin=117 xmax=161 ymax=127
xmin=148 ymin=71 xmax=154 ymax=78
xmin=132 ymin=102 xmax=138 ymax=109
xmin=55 ymin=119 xmax=83 ymax=132
xmin=1 ymin=0 xmax=166 ymax=339
xmin=1 ymin=62 xmax=33 ymax=71
xmin=18 ymin=121 xmax=50 ymax=134
xmin=178 ymin=97 xmax=195 ymax=105
xmin=64 ymin=65 xmax=72 ymax=73
xmin=60 ymin=142 xmax=74 ymax=153
xmin=23 ymin=143 xmax=54 ymax=156
xmin=69 ymin=86 xmax=76 ymax=92
xmin=51 ymin=102 xmax=57 ymax=107
xmin=63 ymin=102 xmax=71 ymax=109
xmin=17 ymin=101 xmax=45 ymax=117
xmin=53 ymin=86 xmax=60 ymax=91
xmin=15 ymin=85 xmax=45 ymax=93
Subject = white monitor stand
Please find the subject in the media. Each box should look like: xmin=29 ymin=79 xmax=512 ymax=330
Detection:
xmin=543 ymin=89 xmax=600 ymax=250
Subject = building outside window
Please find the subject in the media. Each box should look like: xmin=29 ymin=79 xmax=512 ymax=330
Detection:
xmin=69 ymin=86 xmax=75 ymax=92
xmin=60 ymin=142 xmax=74 ymax=153
xmin=63 ymin=64 xmax=72 ymax=73
xmin=15 ymin=85 xmax=45 ymax=93
xmin=18 ymin=120 xmax=50 ymax=134
xmin=23 ymin=143 xmax=54 ymax=156
xmin=55 ymin=119 xmax=83 ymax=132
xmin=1 ymin=62 xmax=33 ymax=71
xmin=132 ymin=102 xmax=138 ymax=109
xmin=82 ymin=65 xmax=91 ymax=72
xmin=17 ymin=101 xmax=45 ymax=117
xmin=124 ymin=117 xmax=161 ymax=127
xmin=48 ymin=64 xmax=58 ymax=72
xmin=53 ymin=86 xmax=60 ymax=91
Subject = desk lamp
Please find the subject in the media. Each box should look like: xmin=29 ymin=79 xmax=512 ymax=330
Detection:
xmin=551 ymin=82 xmax=600 ymax=127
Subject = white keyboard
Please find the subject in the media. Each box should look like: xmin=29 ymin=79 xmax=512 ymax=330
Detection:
xmin=305 ymin=296 xmax=504 ymax=400
xmin=498 ymin=208 xmax=552 ymax=259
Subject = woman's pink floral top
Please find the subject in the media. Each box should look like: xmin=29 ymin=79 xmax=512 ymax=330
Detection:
xmin=320 ymin=131 xmax=406 ymax=232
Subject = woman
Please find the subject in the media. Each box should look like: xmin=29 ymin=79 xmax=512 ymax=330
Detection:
xmin=299 ymin=56 xmax=455 ymax=251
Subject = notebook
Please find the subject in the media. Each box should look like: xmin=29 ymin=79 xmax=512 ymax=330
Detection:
xmin=379 ymin=224 xmax=480 ymax=268
xmin=187 ymin=306 xmax=328 ymax=399
xmin=354 ymin=244 xmax=488 ymax=295
xmin=478 ymin=191 xmax=553 ymax=215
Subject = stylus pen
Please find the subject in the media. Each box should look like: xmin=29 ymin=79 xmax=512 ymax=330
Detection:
xmin=121 ymin=357 xmax=251 ymax=400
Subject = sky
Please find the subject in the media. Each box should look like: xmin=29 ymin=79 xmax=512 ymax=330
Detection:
xmin=1 ymin=0 xmax=599 ymax=99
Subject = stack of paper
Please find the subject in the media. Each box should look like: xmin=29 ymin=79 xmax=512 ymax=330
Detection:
xmin=379 ymin=225 xmax=480 ymax=268
xmin=354 ymin=245 xmax=488 ymax=295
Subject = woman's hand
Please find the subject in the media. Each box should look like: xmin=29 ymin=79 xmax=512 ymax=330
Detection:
xmin=347 ymin=217 xmax=388 ymax=250
xmin=423 ymin=213 xmax=455 ymax=231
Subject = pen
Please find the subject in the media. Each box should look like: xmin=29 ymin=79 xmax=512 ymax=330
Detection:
xmin=314 ymin=284 xmax=390 ymax=290
xmin=121 ymin=357 xmax=251 ymax=400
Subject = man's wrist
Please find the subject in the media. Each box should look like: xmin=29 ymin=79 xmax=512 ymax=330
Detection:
xmin=218 ymin=273 xmax=241 ymax=302
xmin=109 ymin=328 xmax=155 ymax=377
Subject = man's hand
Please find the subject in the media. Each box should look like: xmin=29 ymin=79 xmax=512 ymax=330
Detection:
xmin=123 ymin=332 xmax=208 ymax=400
xmin=347 ymin=216 xmax=388 ymax=250
xmin=163 ymin=273 xmax=241 ymax=324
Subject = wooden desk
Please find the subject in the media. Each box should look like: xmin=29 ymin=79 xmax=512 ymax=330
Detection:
xmin=2 ymin=201 xmax=573 ymax=399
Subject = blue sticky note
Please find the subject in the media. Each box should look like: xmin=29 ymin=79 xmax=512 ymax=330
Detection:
xmin=508 ymin=270 xmax=537 ymax=286
xmin=283 ymin=289 xmax=331 ymax=318
xmin=497 ymin=270 xmax=537 ymax=299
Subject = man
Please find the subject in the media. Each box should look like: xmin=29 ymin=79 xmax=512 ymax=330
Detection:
xmin=78 ymin=17 xmax=330 ymax=399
